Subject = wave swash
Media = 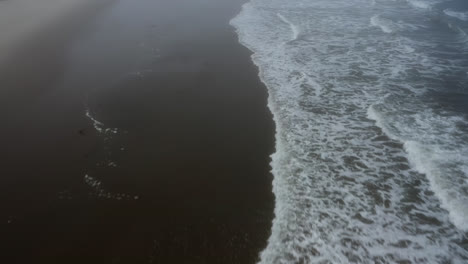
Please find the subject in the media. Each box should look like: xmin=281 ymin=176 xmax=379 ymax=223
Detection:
xmin=231 ymin=0 xmax=468 ymax=263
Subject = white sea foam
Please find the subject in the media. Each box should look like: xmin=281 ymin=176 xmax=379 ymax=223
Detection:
xmin=231 ymin=0 xmax=468 ymax=262
xmin=277 ymin=13 xmax=300 ymax=41
xmin=85 ymin=109 xmax=118 ymax=135
xmin=370 ymin=15 xmax=395 ymax=33
xmin=85 ymin=109 xmax=105 ymax=133
xmin=84 ymin=174 xmax=136 ymax=201
xmin=444 ymin=9 xmax=468 ymax=22
xmin=83 ymin=108 xmax=127 ymax=201
xmin=406 ymin=0 xmax=437 ymax=10
xmin=405 ymin=141 xmax=468 ymax=230
xmin=368 ymin=106 xmax=468 ymax=231
xmin=445 ymin=23 xmax=468 ymax=48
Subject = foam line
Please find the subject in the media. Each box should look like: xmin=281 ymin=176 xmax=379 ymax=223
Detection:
xmin=444 ymin=9 xmax=468 ymax=22
xmin=277 ymin=13 xmax=300 ymax=41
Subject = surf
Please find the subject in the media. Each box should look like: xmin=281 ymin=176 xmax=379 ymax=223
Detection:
xmin=231 ymin=0 xmax=468 ymax=262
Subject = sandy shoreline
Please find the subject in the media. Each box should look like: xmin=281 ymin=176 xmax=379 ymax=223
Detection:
xmin=1 ymin=0 xmax=275 ymax=263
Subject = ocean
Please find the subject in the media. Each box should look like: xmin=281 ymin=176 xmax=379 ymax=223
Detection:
xmin=231 ymin=0 xmax=468 ymax=263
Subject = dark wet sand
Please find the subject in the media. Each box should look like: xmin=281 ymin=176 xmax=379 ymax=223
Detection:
xmin=0 ymin=0 xmax=275 ymax=263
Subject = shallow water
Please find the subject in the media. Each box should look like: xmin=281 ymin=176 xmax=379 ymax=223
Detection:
xmin=231 ymin=0 xmax=468 ymax=263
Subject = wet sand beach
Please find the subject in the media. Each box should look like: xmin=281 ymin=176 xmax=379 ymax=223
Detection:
xmin=0 ymin=0 xmax=275 ymax=263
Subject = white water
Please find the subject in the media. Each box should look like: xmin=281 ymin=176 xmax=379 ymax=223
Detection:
xmin=84 ymin=174 xmax=138 ymax=200
xmin=406 ymin=0 xmax=442 ymax=10
xmin=83 ymin=109 xmax=128 ymax=201
xmin=277 ymin=13 xmax=300 ymax=41
xmin=85 ymin=108 xmax=118 ymax=135
xmin=370 ymin=15 xmax=396 ymax=33
xmin=367 ymin=106 xmax=468 ymax=231
xmin=231 ymin=0 xmax=468 ymax=262
xmin=444 ymin=9 xmax=468 ymax=22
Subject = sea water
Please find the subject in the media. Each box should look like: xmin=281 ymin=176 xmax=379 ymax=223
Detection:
xmin=231 ymin=0 xmax=468 ymax=263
